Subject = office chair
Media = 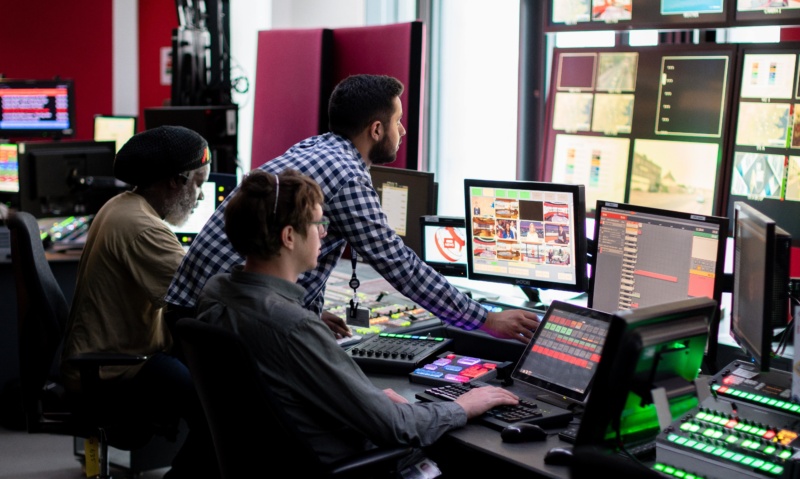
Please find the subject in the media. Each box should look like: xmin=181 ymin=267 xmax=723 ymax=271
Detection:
xmin=176 ymin=317 xmax=414 ymax=479
xmin=7 ymin=210 xmax=176 ymax=479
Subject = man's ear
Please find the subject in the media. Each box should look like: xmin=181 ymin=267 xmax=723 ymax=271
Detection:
xmin=281 ymin=224 xmax=295 ymax=251
xmin=369 ymin=120 xmax=382 ymax=141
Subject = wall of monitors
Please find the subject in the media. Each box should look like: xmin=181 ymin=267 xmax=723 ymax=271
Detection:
xmin=542 ymin=44 xmax=737 ymax=217
xmin=723 ymin=42 xmax=800 ymax=246
xmin=544 ymin=1 xmax=800 ymax=32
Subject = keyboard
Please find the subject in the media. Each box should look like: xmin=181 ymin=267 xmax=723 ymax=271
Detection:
xmin=415 ymin=381 xmax=573 ymax=431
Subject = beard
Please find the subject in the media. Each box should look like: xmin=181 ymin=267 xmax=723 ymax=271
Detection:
xmin=368 ymin=134 xmax=399 ymax=166
xmin=164 ymin=185 xmax=198 ymax=227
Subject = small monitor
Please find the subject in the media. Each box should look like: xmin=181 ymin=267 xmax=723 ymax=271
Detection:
xmin=419 ymin=215 xmax=467 ymax=278
xmin=17 ymin=140 xmax=124 ymax=218
xmin=0 ymin=143 xmax=18 ymax=193
xmin=575 ymin=296 xmax=717 ymax=453
xmin=93 ymin=115 xmax=137 ymax=153
xmin=464 ymin=178 xmax=588 ymax=294
xmin=730 ymin=201 xmax=792 ymax=373
xmin=369 ymin=166 xmax=436 ymax=258
xmin=170 ymin=172 xmax=238 ymax=246
xmin=0 ymin=79 xmax=76 ymax=139
xmin=589 ymin=201 xmax=728 ymax=314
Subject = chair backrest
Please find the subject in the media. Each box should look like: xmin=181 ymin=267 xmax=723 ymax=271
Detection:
xmin=176 ymin=317 xmax=328 ymax=478
xmin=7 ymin=211 xmax=70 ymax=430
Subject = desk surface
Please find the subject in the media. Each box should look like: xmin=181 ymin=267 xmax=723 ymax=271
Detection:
xmin=367 ymin=372 xmax=571 ymax=479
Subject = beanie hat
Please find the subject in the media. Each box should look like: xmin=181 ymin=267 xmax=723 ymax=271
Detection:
xmin=114 ymin=125 xmax=210 ymax=186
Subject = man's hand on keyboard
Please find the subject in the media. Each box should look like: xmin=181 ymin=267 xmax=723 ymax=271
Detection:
xmin=480 ymin=310 xmax=540 ymax=344
xmin=455 ymin=386 xmax=520 ymax=419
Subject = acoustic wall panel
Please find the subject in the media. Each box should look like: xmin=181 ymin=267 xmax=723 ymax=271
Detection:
xmin=251 ymin=28 xmax=332 ymax=170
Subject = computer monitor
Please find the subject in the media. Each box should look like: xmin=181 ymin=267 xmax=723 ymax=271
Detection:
xmin=369 ymin=165 xmax=436 ymax=258
xmin=170 ymin=172 xmax=238 ymax=246
xmin=0 ymin=78 xmax=76 ymax=139
xmin=463 ymin=179 xmax=588 ymax=297
xmin=729 ymin=201 xmax=792 ymax=373
xmin=589 ymin=201 xmax=728 ymax=314
xmin=93 ymin=115 xmax=137 ymax=153
xmin=17 ymin=140 xmax=124 ymax=218
xmin=574 ymin=296 xmax=717 ymax=455
xmin=419 ymin=215 xmax=467 ymax=278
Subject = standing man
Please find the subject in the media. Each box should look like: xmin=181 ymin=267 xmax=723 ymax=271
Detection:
xmin=62 ymin=125 xmax=219 ymax=479
xmin=167 ymin=74 xmax=539 ymax=343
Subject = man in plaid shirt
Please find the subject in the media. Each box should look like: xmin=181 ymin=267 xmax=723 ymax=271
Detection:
xmin=166 ymin=74 xmax=539 ymax=343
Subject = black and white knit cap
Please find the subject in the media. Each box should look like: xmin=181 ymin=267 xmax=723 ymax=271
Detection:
xmin=114 ymin=125 xmax=210 ymax=186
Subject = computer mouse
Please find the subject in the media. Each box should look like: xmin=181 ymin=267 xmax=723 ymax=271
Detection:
xmin=544 ymin=446 xmax=575 ymax=466
xmin=500 ymin=422 xmax=547 ymax=443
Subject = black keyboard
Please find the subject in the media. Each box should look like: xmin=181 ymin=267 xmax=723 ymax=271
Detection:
xmin=415 ymin=381 xmax=573 ymax=431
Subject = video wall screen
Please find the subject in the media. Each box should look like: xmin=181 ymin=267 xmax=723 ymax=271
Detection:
xmin=542 ymin=44 xmax=737 ymax=218
xmin=544 ymin=0 xmax=731 ymax=32
xmin=724 ymin=43 xmax=800 ymax=246
xmin=734 ymin=0 xmax=800 ymax=27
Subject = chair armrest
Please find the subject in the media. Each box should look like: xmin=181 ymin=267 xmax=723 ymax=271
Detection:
xmin=65 ymin=352 xmax=148 ymax=367
xmin=327 ymin=446 xmax=414 ymax=477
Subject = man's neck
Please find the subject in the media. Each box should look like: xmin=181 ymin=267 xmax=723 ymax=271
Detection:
xmin=243 ymin=256 xmax=300 ymax=284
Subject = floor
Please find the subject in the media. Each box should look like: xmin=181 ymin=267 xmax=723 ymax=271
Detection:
xmin=0 ymin=425 xmax=170 ymax=479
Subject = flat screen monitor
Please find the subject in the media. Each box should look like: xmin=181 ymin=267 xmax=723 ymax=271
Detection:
xmin=0 ymin=79 xmax=76 ymax=139
xmin=0 ymin=143 xmax=18 ymax=209
xmin=589 ymin=201 xmax=728 ymax=315
xmin=369 ymin=165 xmax=436 ymax=258
xmin=419 ymin=215 xmax=467 ymax=278
xmin=170 ymin=172 xmax=238 ymax=246
xmin=729 ymin=201 xmax=792 ymax=373
xmin=463 ymin=178 xmax=588 ymax=294
xmin=542 ymin=44 xmax=736 ymax=218
xmin=734 ymin=1 xmax=800 ymax=26
xmin=544 ymin=0 xmax=730 ymax=33
xmin=574 ymin=296 xmax=717 ymax=454
xmin=17 ymin=140 xmax=124 ymax=218
xmin=725 ymin=43 xmax=800 ymax=247
xmin=93 ymin=115 xmax=137 ymax=153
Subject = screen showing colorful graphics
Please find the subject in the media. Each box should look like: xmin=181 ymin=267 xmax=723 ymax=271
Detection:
xmin=0 ymin=79 xmax=75 ymax=139
xmin=543 ymin=45 xmax=735 ymax=218
xmin=589 ymin=200 xmax=728 ymax=315
xmin=545 ymin=0 xmax=729 ymax=32
xmin=726 ymin=44 xmax=800 ymax=246
xmin=0 ymin=143 xmax=18 ymax=193
xmin=464 ymin=179 xmax=588 ymax=293
xmin=420 ymin=216 xmax=468 ymax=277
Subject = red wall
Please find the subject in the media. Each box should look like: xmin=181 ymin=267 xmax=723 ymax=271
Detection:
xmin=138 ymin=0 xmax=178 ymax=129
xmin=0 ymin=1 xmax=113 ymax=140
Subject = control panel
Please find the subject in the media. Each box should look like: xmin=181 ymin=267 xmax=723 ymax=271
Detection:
xmin=344 ymin=333 xmax=453 ymax=374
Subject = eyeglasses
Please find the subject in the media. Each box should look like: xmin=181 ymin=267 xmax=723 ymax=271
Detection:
xmin=310 ymin=217 xmax=330 ymax=237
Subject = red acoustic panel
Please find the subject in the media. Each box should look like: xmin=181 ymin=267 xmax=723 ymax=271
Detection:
xmin=251 ymin=28 xmax=332 ymax=170
xmin=331 ymin=21 xmax=425 ymax=171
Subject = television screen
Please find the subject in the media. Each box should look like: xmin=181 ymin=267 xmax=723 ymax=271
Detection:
xmin=729 ymin=201 xmax=792 ymax=372
xmin=0 ymin=79 xmax=76 ymax=139
xmin=542 ymin=44 xmax=736 ymax=218
xmin=419 ymin=215 xmax=468 ymax=278
xmin=369 ymin=166 xmax=437 ymax=258
xmin=589 ymin=200 xmax=728 ymax=315
xmin=463 ymin=178 xmax=588 ymax=293
xmin=94 ymin=115 xmax=137 ymax=153
xmin=17 ymin=140 xmax=124 ymax=218
xmin=544 ymin=0 xmax=730 ymax=33
xmin=0 ymin=143 xmax=18 ymax=194
xmin=734 ymin=0 xmax=800 ymax=26
xmin=724 ymin=43 xmax=800 ymax=246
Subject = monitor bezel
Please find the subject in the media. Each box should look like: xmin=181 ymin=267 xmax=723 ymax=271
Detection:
xmin=589 ymin=200 xmax=729 ymax=312
xmin=463 ymin=178 xmax=588 ymax=293
xmin=0 ymin=78 xmax=76 ymax=140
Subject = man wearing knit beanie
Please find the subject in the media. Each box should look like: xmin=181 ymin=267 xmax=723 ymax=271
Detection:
xmin=62 ymin=125 xmax=219 ymax=479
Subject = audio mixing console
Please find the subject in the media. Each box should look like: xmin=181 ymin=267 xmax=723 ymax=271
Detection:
xmin=654 ymin=360 xmax=800 ymax=479
xmin=345 ymin=333 xmax=453 ymax=374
